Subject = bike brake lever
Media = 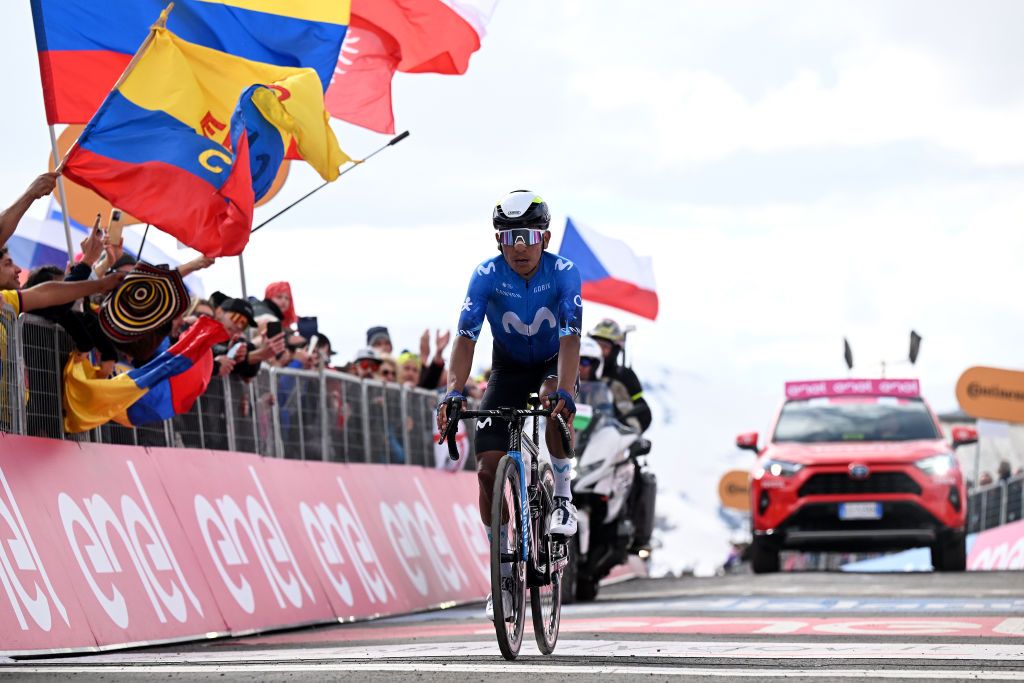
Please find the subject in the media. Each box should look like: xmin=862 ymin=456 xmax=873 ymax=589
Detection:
xmin=553 ymin=414 xmax=574 ymax=457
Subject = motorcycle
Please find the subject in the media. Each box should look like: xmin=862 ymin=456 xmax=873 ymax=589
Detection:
xmin=562 ymin=381 xmax=655 ymax=602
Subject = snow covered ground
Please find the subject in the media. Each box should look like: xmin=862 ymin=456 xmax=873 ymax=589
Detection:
xmin=638 ymin=365 xmax=776 ymax=577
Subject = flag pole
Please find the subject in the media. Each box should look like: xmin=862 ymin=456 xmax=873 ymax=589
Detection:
xmin=238 ymin=252 xmax=248 ymax=300
xmin=249 ymin=130 xmax=410 ymax=235
xmin=136 ymin=223 xmax=151 ymax=261
xmin=47 ymin=126 xmax=75 ymax=259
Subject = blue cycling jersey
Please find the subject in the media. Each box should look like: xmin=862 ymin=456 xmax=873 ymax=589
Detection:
xmin=457 ymin=252 xmax=583 ymax=365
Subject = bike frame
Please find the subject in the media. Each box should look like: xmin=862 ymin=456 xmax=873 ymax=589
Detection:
xmin=440 ymin=400 xmax=572 ymax=572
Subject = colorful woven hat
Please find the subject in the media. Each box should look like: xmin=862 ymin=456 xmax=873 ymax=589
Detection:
xmin=99 ymin=262 xmax=190 ymax=342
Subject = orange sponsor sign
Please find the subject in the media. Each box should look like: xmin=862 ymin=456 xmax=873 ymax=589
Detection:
xmin=955 ymin=366 xmax=1024 ymax=424
xmin=718 ymin=469 xmax=751 ymax=511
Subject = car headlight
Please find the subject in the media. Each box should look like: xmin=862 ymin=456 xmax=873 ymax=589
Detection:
xmin=760 ymin=458 xmax=804 ymax=477
xmin=916 ymin=453 xmax=956 ymax=476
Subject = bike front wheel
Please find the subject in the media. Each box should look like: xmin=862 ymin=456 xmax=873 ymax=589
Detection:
xmin=531 ymin=463 xmax=562 ymax=655
xmin=491 ymin=454 xmax=527 ymax=660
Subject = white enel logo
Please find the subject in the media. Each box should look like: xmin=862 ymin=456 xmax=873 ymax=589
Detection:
xmin=0 ymin=467 xmax=69 ymax=632
xmin=299 ymin=477 xmax=396 ymax=608
xmin=195 ymin=466 xmax=315 ymax=615
xmin=969 ymin=537 xmax=1024 ymax=571
xmin=451 ymin=503 xmax=489 ymax=581
xmin=58 ymin=461 xmax=203 ymax=629
xmin=380 ymin=480 xmax=468 ymax=596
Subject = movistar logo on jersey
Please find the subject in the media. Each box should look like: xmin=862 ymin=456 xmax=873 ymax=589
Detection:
xmin=477 ymin=262 xmax=496 ymax=276
xmin=556 ymin=259 xmax=573 ymax=271
xmin=502 ymin=307 xmax=557 ymax=336
xmin=462 ymin=297 xmax=472 ymax=312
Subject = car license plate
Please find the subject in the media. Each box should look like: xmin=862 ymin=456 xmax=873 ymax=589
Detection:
xmin=839 ymin=502 xmax=882 ymax=520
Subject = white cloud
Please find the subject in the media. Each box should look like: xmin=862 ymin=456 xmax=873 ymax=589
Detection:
xmin=570 ymin=43 xmax=1024 ymax=167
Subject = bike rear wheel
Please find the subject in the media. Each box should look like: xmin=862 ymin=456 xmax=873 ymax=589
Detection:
xmin=491 ymin=455 xmax=527 ymax=660
xmin=531 ymin=463 xmax=562 ymax=654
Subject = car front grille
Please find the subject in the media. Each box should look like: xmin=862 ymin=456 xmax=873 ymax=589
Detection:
xmin=798 ymin=471 xmax=922 ymax=497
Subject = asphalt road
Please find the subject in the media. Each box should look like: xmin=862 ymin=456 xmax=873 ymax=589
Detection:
xmin=5 ymin=571 xmax=1024 ymax=682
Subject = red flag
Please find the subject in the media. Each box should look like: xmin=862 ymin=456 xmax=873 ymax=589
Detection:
xmin=326 ymin=18 xmax=401 ymax=134
xmin=328 ymin=0 xmax=497 ymax=132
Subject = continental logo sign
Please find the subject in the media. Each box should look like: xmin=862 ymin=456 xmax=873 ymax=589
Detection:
xmin=718 ymin=470 xmax=750 ymax=511
xmin=955 ymin=366 xmax=1024 ymax=424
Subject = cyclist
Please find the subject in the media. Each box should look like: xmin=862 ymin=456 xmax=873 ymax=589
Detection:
xmin=436 ymin=190 xmax=582 ymax=621
xmin=588 ymin=319 xmax=652 ymax=433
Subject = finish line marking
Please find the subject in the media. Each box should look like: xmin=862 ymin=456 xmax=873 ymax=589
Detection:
xmin=225 ymin=616 xmax=1024 ymax=645
xmin=2 ymin=663 xmax=1024 ymax=679
xmin=17 ymin=640 xmax=1024 ymax=664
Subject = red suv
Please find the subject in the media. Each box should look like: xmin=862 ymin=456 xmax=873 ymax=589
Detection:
xmin=737 ymin=379 xmax=975 ymax=573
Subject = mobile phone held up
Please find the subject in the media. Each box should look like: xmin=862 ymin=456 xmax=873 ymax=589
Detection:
xmin=107 ymin=208 xmax=124 ymax=245
xmin=228 ymin=341 xmax=246 ymax=360
xmin=266 ymin=320 xmax=283 ymax=339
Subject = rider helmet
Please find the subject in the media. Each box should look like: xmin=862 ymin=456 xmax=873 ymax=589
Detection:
xmin=579 ymin=336 xmax=604 ymax=375
xmin=580 ymin=336 xmax=604 ymax=363
xmin=492 ymin=190 xmax=551 ymax=231
xmin=588 ymin=318 xmax=625 ymax=346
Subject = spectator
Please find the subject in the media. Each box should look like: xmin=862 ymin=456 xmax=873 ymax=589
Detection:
xmin=377 ymin=356 xmax=398 ymax=383
xmin=264 ymin=281 xmax=298 ymax=329
xmin=191 ymin=298 xmax=215 ymax=319
xmin=1 ymin=245 xmax=123 ymax=313
xmin=0 ymin=173 xmax=57 ymax=248
xmin=353 ymin=347 xmax=382 ymax=380
xmin=210 ymin=297 xmax=257 ymax=377
xmin=416 ymin=329 xmax=450 ymax=390
xmin=998 ymin=460 xmax=1012 ymax=482
xmin=979 ymin=471 xmax=994 ymax=486
xmin=398 ymin=351 xmax=422 ymax=386
xmin=311 ymin=333 xmax=336 ymax=369
xmin=366 ymin=326 xmax=392 ymax=356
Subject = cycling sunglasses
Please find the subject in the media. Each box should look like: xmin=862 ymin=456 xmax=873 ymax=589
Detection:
xmin=580 ymin=357 xmax=598 ymax=367
xmin=497 ymin=228 xmax=545 ymax=247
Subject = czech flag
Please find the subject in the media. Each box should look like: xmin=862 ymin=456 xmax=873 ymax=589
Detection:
xmin=30 ymin=0 xmax=350 ymax=124
xmin=327 ymin=0 xmax=497 ymax=134
xmin=63 ymin=317 xmax=229 ymax=433
xmin=558 ymin=218 xmax=659 ymax=321
xmin=61 ymin=18 xmax=347 ymax=257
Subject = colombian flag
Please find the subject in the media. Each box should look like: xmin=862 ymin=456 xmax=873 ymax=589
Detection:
xmin=30 ymin=0 xmax=350 ymax=125
xmin=61 ymin=16 xmax=348 ymax=256
xmin=63 ymin=317 xmax=229 ymax=433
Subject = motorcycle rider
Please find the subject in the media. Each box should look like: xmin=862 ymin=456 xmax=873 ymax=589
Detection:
xmin=588 ymin=319 xmax=651 ymax=433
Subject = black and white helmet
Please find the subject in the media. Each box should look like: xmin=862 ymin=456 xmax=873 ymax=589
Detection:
xmin=492 ymin=190 xmax=551 ymax=230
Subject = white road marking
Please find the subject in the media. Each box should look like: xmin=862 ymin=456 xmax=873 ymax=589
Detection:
xmin=1 ymin=663 xmax=1024 ymax=679
xmin=18 ymin=640 xmax=1024 ymax=664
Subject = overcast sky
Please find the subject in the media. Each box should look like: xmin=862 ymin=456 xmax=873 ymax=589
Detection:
xmin=4 ymin=1 xmax=1024 ymax=485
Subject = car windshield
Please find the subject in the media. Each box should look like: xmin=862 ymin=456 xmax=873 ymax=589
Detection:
xmin=773 ymin=398 xmax=940 ymax=443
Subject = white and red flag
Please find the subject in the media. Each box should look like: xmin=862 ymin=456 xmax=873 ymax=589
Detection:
xmin=327 ymin=0 xmax=497 ymax=133
xmin=558 ymin=218 xmax=660 ymax=321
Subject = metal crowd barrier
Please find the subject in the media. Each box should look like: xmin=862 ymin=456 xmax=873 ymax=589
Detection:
xmin=967 ymin=475 xmax=1024 ymax=534
xmin=2 ymin=308 xmax=473 ymax=470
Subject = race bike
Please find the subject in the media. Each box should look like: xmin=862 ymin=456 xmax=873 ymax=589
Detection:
xmin=563 ymin=380 xmax=655 ymax=602
xmin=440 ymin=395 xmax=573 ymax=661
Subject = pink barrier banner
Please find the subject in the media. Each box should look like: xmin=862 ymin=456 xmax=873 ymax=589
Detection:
xmin=0 ymin=435 xmax=226 ymax=653
xmin=785 ymin=378 xmax=920 ymax=400
xmin=0 ymin=436 xmax=97 ymax=654
xmin=267 ymin=459 xmax=489 ymax=621
xmin=149 ymin=448 xmax=335 ymax=633
xmin=968 ymin=520 xmax=1024 ymax=570
xmin=1 ymin=433 xmax=628 ymax=655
